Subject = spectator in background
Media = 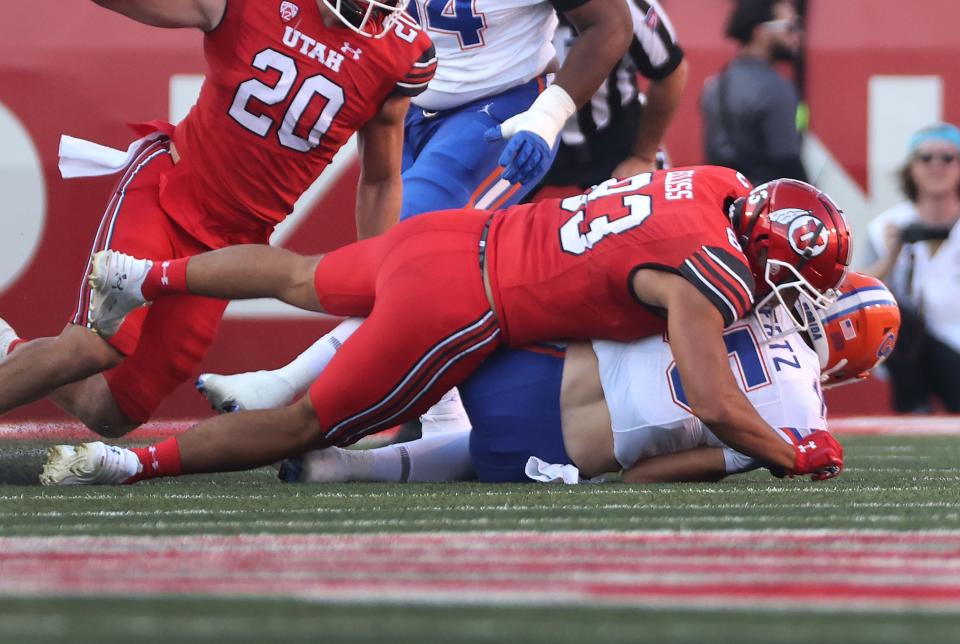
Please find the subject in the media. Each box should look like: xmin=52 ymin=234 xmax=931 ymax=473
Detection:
xmin=865 ymin=123 xmax=960 ymax=413
xmin=530 ymin=0 xmax=687 ymax=192
xmin=701 ymin=0 xmax=807 ymax=185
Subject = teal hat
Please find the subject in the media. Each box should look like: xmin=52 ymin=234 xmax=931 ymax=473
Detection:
xmin=908 ymin=122 xmax=960 ymax=154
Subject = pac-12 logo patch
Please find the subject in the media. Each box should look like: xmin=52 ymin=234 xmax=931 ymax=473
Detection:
xmin=787 ymin=214 xmax=830 ymax=258
xmin=280 ymin=1 xmax=300 ymax=22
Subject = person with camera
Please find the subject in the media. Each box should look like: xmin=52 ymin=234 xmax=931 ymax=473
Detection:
xmin=865 ymin=122 xmax=960 ymax=413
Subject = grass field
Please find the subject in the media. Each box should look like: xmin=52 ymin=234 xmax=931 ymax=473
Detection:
xmin=2 ymin=421 xmax=960 ymax=643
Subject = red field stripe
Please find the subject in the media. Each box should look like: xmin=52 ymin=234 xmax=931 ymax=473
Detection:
xmin=829 ymin=416 xmax=960 ymax=435
xmin=4 ymin=574 xmax=960 ymax=611
xmin=2 ymin=532 xmax=960 ymax=611
xmin=6 ymin=531 xmax=960 ymax=549
xmin=5 ymin=554 xmax=960 ymax=582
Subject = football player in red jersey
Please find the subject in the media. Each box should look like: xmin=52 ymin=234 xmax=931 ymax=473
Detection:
xmin=41 ymin=168 xmax=852 ymax=485
xmin=278 ymin=273 xmax=897 ymax=486
xmin=0 ymin=0 xmax=435 ymax=436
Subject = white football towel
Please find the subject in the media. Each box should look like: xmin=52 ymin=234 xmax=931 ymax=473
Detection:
xmin=524 ymin=456 xmax=606 ymax=485
xmin=59 ymin=132 xmax=164 ymax=179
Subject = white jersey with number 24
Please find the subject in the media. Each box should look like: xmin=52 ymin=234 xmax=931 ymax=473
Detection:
xmin=407 ymin=0 xmax=558 ymax=111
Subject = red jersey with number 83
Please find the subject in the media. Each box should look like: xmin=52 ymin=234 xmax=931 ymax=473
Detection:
xmin=486 ymin=166 xmax=756 ymax=345
xmin=152 ymin=0 xmax=435 ymax=247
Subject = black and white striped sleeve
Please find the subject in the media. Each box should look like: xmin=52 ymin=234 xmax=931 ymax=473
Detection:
xmin=626 ymin=0 xmax=685 ymax=81
xmin=393 ymin=42 xmax=437 ymax=97
xmin=678 ymin=246 xmax=756 ymax=326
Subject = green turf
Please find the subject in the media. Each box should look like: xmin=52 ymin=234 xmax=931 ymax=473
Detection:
xmin=2 ymin=435 xmax=959 ymax=535
xmin=2 ymin=434 xmax=959 ymax=643
xmin=0 ymin=598 xmax=957 ymax=644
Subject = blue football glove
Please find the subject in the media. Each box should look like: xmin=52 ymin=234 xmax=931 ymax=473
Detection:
xmin=482 ymin=85 xmax=576 ymax=187
xmin=484 ymin=125 xmax=552 ymax=186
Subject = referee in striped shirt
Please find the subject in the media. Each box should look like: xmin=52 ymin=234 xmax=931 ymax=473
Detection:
xmin=533 ymin=0 xmax=687 ymax=190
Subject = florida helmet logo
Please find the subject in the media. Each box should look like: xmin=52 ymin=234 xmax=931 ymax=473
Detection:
xmin=787 ymin=214 xmax=830 ymax=258
xmin=877 ymin=332 xmax=897 ymax=359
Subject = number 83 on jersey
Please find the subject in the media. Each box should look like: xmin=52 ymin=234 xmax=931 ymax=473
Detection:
xmin=559 ymin=174 xmax=654 ymax=256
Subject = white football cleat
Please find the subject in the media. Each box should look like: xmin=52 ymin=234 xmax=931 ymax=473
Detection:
xmin=420 ymin=387 xmax=472 ymax=435
xmin=87 ymin=250 xmax=153 ymax=338
xmin=196 ymin=370 xmax=298 ymax=413
xmin=0 ymin=316 xmax=19 ymax=362
xmin=39 ymin=441 xmax=141 ymax=486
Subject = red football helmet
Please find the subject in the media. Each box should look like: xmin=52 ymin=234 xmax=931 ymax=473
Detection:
xmin=795 ymin=272 xmax=901 ymax=388
xmin=323 ymin=0 xmax=410 ymax=38
xmin=730 ymin=179 xmax=852 ymax=331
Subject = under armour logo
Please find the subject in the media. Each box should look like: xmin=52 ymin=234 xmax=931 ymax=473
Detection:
xmin=797 ymin=440 xmax=817 ymax=453
xmin=341 ymin=42 xmax=362 ymax=60
xmin=112 ymin=273 xmax=126 ymax=291
xmin=161 ymin=260 xmax=171 ymax=287
xmin=148 ymin=445 xmax=160 ymax=472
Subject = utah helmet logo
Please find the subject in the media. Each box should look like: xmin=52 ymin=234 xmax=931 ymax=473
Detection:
xmin=280 ymin=1 xmax=300 ymax=22
xmin=768 ymin=207 xmax=809 ymax=225
xmin=787 ymin=214 xmax=831 ymax=258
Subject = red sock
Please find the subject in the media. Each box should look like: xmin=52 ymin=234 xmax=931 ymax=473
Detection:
xmin=141 ymin=257 xmax=190 ymax=300
xmin=127 ymin=437 xmax=183 ymax=483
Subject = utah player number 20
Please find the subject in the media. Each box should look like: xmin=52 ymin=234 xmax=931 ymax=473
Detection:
xmin=559 ymin=173 xmax=654 ymax=255
xmin=229 ymin=48 xmax=345 ymax=153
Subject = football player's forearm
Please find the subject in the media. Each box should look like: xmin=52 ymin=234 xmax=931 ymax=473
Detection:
xmin=354 ymin=94 xmax=406 ymax=238
xmin=555 ymin=0 xmax=632 ymax=107
xmin=355 ymin=175 xmax=401 ymax=239
xmin=664 ymin=284 xmax=795 ymax=470
xmin=622 ymin=448 xmax=727 ymax=484
xmin=694 ymin=392 xmax=795 ymax=470
xmin=676 ymin=343 xmax=794 ymax=469
xmin=630 ymin=61 xmax=688 ymax=165
xmin=90 ymin=0 xmax=223 ymax=30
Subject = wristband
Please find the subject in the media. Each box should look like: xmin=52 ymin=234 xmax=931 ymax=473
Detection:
xmin=499 ymin=84 xmax=576 ymax=149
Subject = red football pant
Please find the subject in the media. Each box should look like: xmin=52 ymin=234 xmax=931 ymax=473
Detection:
xmin=70 ymin=138 xmax=228 ymax=422
xmin=309 ymin=210 xmax=501 ymax=447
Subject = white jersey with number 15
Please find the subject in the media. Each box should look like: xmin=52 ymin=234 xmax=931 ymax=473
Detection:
xmin=592 ymin=305 xmax=827 ymax=472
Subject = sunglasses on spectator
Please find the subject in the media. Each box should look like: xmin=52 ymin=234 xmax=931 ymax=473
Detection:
xmin=762 ymin=18 xmax=801 ymax=33
xmin=914 ymin=152 xmax=958 ymax=164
